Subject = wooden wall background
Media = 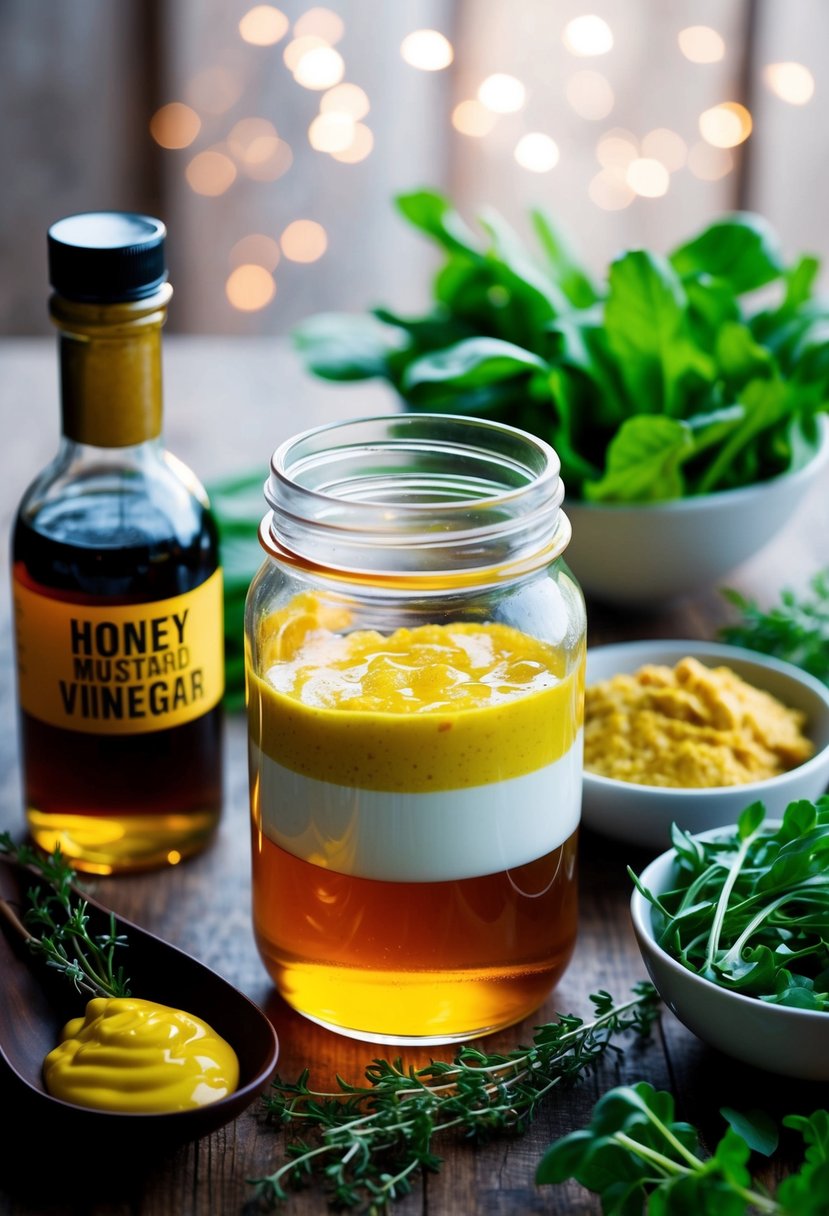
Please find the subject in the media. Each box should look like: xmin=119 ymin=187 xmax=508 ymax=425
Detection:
xmin=1 ymin=0 xmax=826 ymax=337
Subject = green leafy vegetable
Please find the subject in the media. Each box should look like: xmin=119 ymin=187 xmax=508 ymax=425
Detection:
xmin=720 ymin=570 xmax=829 ymax=687
xmin=536 ymin=1081 xmax=829 ymax=1215
xmin=630 ymin=799 xmax=829 ymax=1009
xmin=250 ymin=984 xmax=660 ymax=1211
xmin=0 ymin=833 xmax=130 ymax=998
xmin=292 ymin=190 xmax=829 ymax=502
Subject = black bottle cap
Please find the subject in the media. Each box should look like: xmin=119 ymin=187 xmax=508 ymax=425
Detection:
xmin=47 ymin=212 xmax=168 ymax=303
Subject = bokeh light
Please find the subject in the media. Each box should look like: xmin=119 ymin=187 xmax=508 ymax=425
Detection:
xmin=699 ymin=102 xmax=752 ymax=148
xmin=626 ymin=158 xmax=670 ymax=198
xmin=565 ymin=71 xmax=614 ymax=120
xmin=563 ymin=15 xmax=614 ymax=56
xmin=596 ymin=130 xmax=638 ymax=170
xmin=641 ymin=128 xmax=687 ymax=172
xmin=281 ymin=220 xmax=328 ymax=263
xmin=149 ymin=103 xmax=201 ymax=150
xmin=308 ymin=112 xmax=355 ymax=152
xmin=226 ymin=264 xmax=276 ymax=311
xmin=321 ymin=83 xmax=370 ymax=119
xmin=400 ymin=29 xmax=454 ymax=71
xmin=185 ymin=149 xmax=237 ymax=196
xmin=238 ymin=5 xmax=289 ymax=46
xmin=589 ymin=168 xmax=634 ymax=210
xmin=227 ymin=117 xmax=292 ymax=181
xmin=514 ymin=133 xmax=560 ymax=173
xmin=294 ymin=46 xmax=345 ymax=90
xmin=294 ymin=7 xmax=344 ymax=43
xmin=763 ymin=62 xmax=815 ymax=105
xmin=678 ymin=26 xmax=725 ymax=64
xmin=284 ymin=35 xmax=327 ymax=71
xmin=687 ymin=141 xmax=734 ymax=181
xmin=229 ymin=234 xmax=281 ymax=271
xmin=452 ymin=99 xmax=497 ymax=137
xmin=185 ymin=66 xmax=243 ymax=116
xmin=478 ymin=74 xmax=526 ymax=114
xmin=330 ymin=124 xmax=374 ymax=163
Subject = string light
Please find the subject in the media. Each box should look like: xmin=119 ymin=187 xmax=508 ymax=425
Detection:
xmin=478 ymin=74 xmax=526 ymax=114
xmin=185 ymin=65 xmax=243 ymax=115
xmin=514 ymin=133 xmax=559 ymax=173
xmin=452 ymin=99 xmax=497 ymax=136
xmin=150 ymin=103 xmax=201 ymax=150
xmin=687 ymin=141 xmax=734 ymax=181
xmin=699 ymin=102 xmax=752 ymax=148
xmin=626 ymin=158 xmax=670 ymax=198
xmin=566 ymin=71 xmax=614 ymax=120
xmin=330 ymin=124 xmax=374 ymax=163
xmin=284 ymin=35 xmax=327 ymax=72
xmin=321 ymin=83 xmax=370 ymax=119
xmin=294 ymin=7 xmax=344 ymax=43
xmin=596 ymin=130 xmax=638 ymax=169
xmin=293 ymin=45 xmax=345 ymax=89
xmin=308 ymin=112 xmax=355 ymax=152
xmin=763 ymin=62 xmax=815 ymax=105
xmin=563 ymin=15 xmax=613 ymax=57
xmin=641 ymin=128 xmax=687 ymax=172
xmin=678 ymin=26 xmax=725 ymax=64
xmin=185 ymin=149 xmax=237 ymax=195
xmin=226 ymin=264 xmax=276 ymax=310
xmin=239 ymin=6 xmax=289 ymax=46
xmin=229 ymin=234 xmax=281 ymax=271
xmin=400 ymin=30 xmax=454 ymax=71
xmin=589 ymin=168 xmax=634 ymax=210
xmin=281 ymin=220 xmax=328 ymax=262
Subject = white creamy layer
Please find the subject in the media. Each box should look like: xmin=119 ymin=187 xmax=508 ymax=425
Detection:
xmin=250 ymin=732 xmax=582 ymax=882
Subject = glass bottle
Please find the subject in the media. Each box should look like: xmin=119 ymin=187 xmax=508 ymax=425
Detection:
xmin=245 ymin=414 xmax=586 ymax=1044
xmin=11 ymin=212 xmax=224 ymax=875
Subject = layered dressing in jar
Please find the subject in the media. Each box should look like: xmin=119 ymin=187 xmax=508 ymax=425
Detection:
xmin=246 ymin=416 xmax=586 ymax=1043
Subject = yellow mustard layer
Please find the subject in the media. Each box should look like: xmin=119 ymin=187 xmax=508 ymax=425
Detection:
xmin=249 ymin=599 xmax=583 ymax=792
xmin=43 ymin=996 xmax=239 ymax=1113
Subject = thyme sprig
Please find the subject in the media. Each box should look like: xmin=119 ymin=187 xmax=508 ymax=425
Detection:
xmin=0 ymin=832 xmax=130 ymax=998
xmin=251 ymin=983 xmax=660 ymax=1212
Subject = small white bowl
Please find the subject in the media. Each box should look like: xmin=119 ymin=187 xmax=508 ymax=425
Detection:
xmin=631 ymin=826 xmax=829 ymax=1080
xmin=564 ymin=420 xmax=829 ymax=606
xmin=582 ymin=640 xmax=829 ymax=850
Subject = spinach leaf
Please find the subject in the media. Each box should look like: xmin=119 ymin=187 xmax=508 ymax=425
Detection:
xmin=584 ymin=416 xmax=694 ymax=502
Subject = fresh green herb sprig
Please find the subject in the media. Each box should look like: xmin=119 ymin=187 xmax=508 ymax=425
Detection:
xmin=720 ymin=570 xmax=829 ymax=687
xmin=293 ymin=191 xmax=829 ymax=503
xmin=537 ymin=1081 xmax=829 ymax=1215
xmin=250 ymin=984 xmax=660 ymax=1211
xmin=0 ymin=833 xmax=130 ymax=998
xmin=631 ymin=798 xmax=829 ymax=1010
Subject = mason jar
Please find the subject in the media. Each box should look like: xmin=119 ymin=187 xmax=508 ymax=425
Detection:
xmin=245 ymin=414 xmax=586 ymax=1044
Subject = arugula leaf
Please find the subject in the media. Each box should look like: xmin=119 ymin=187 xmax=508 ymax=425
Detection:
xmin=584 ymin=416 xmax=694 ymax=502
xmin=669 ymin=212 xmax=784 ymax=294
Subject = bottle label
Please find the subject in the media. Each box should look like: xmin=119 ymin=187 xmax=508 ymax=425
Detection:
xmin=13 ymin=569 xmax=225 ymax=735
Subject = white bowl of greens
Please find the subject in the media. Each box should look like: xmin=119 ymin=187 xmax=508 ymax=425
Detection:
xmin=630 ymin=801 xmax=829 ymax=1080
xmin=294 ymin=195 xmax=829 ymax=607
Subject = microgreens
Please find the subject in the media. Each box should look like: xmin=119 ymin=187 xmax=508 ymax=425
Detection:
xmin=630 ymin=798 xmax=829 ymax=1009
xmin=536 ymin=1081 xmax=829 ymax=1215
xmin=720 ymin=570 xmax=829 ymax=688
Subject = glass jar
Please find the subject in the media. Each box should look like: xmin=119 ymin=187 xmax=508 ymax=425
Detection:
xmin=245 ymin=414 xmax=586 ymax=1044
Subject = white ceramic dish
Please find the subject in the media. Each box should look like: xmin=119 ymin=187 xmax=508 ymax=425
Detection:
xmin=631 ymin=826 xmax=829 ymax=1080
xmin=582 ymin=639 xmax=829 ymax=851
xmin=564 ymin=419 xmax=829 ymax=606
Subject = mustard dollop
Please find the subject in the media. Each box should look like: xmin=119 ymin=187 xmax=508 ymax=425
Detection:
xmin=43 ymin=996 xmax=240 ymax=1113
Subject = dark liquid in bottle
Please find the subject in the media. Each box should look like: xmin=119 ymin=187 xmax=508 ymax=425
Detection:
xmin=13 ymin=494 xmax=223 ymax=874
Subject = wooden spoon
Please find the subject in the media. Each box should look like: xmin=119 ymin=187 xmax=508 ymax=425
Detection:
xmin=0 ymin=857 xmax=279 ymax=1147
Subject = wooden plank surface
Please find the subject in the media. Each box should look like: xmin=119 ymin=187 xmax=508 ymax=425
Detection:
xmin=0 ymin=337 xmax=827 ymax=1215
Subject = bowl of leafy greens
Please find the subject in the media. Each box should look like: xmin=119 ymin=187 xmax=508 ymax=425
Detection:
xmin=630 ymin=800 xmax=829 ymax=1080
xmin=294 ymin=190 xmax=829 ymax=605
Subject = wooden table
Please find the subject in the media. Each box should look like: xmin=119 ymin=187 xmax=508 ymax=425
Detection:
xmin=0 ymin=337 xmax=826 ymax=1215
